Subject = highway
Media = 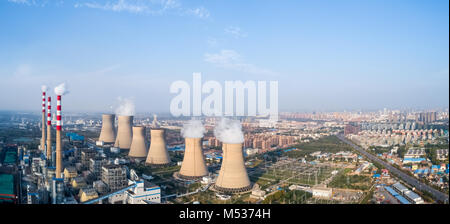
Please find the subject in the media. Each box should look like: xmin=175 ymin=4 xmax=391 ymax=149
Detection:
xmin=337 ymin=134 xmax=449 ymax=203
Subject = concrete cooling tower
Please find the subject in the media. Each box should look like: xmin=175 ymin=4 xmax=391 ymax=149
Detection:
xmin=215 ymin=143 xmax=251 ymax=194
xmin=179 ymin=138 xmax=208 ymax=179
xmin=128 ymin=126 xmax=148 ymax=158
xmin=114 ymin=115 xmax=133 ymax=149
xmin=98 ymin=114 xmax=116 ymax=143
xmin=145 ymin=129 xmax=170 ymax=165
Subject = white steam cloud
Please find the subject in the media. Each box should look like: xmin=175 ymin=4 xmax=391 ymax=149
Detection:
xmin=41 ymin=85 xmax=48 ymax=92
xmin=54 ymin=83 xmax=69 ymax=95
xmin=213 ymin=118 xmax=244 ymax=144
xmin=181 ymin=119 xmax=205 ymax=138
xmin=115 ymin=97 xmax=135 ymax=116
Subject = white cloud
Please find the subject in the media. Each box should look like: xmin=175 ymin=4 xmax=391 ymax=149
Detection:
xmin=204 ymin=49 xmax=277 ymax=76
xmin=185 ymin=6 xmax=210 ymax=19
xmin=8 ymin=0 xmax=30 ymax=4
xmin=224 ymin=26 xmax=247 ymax=38
xmin=74 ymin=0 xmax=209 ymax=18
xmin=7 ymin=0 xmax=48 ymax=6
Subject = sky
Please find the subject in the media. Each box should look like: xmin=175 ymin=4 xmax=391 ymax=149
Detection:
xmin=0 ymin=0 xmax=448 ymax=113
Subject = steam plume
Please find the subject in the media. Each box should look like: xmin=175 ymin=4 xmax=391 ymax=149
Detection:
xmin=54 ymin=83 xmax=69 ymax=95
xmin=41 ymin=85 xmax=48 ymax=92
xmin=214 ymin=118 xmax=244 ymax=144
xmin=115 ymin=97 xmax=135 ymax=116
xmin=181 ymin=119 xmax=205 ymax=138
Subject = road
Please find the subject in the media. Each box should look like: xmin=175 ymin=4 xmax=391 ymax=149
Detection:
xmin=337 ymin=134 xmax=449 ymax=203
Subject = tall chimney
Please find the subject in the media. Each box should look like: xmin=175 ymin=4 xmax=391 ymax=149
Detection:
xmin=55 ymin=95 xmax=62 ymax=178
xmin=46 ymin=96 xmax=52 ymax=161
xmin=145 ymin=129 xmax=170 ymax=165
xmin=128 ymin=126 xmax=148 ymax=158
xmin=41 ymin=91 xmax=46 ymax=151
xmin=179 ymin=137 xmax=208 ymax=179
xmin=98 ymin=114 xmax=116 ymax=143
xmin=215 ymin=143 xmax=251 ymax=193
xmin=114 ymin=115 xmax=133 ymax=149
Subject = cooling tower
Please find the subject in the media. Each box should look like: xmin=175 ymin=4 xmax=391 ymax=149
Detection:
xmin=98 ymin=114 xmax=116 ymax=143
xmin=114 ymin=115 xmax=133 ymax=149
xmin=55 ymin=95 xmax=62 ymax=178
xmin=41 ymin=91 xmax=46 ymax=151
xmin=179 ymin=138 xmax=208 ymax=179
xmin=46 ymin=96 xmax=52 ymax=161
xmin=145 ymin=129 xmax=170 ymax=165
xmin=215 ymin=143 xmax=251 ymax=193
xmin=128 ymin=126 xmax=148 ymax=158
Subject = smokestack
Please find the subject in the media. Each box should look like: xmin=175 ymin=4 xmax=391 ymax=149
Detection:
xmin=46 ymin=96 xmax=52 ymax=161
xmin=98 ymin=114 xmax=116 ymax=143
xmin=215 ymin=143 xmax=251 ymax=193
xmin=41 ymin=89 xmax=46 ymax=151
xmin=179 ymin=138 xmax=208 ymax=179
xmin=114 ymin=115 xmax=133 ymax=149
xmin=54 ymin=82 xmax=68 ymax=179
xmin=145 ymin=129 xmax=170 ymax=165
xmin=128 ymin=126 xmax=148 ymax=158
xmin=55 ymin=95 xmax=62 ymax=178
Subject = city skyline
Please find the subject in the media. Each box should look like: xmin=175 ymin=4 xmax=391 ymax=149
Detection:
xmin=0 ymin=0 xmax=448 ymax=113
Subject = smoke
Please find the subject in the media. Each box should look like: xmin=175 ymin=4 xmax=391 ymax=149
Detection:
xmin=41 ymin=85 xmax=48 ymax=92
xmin=214 ymin=118 xmax=244 ymax=144
xmin=54 ymin=83 xmax=69 ymax=95
xmin=181 ymin=119 xmax=205 ymax=138
xmin=115 ymin=97 xmax=135 ymax=116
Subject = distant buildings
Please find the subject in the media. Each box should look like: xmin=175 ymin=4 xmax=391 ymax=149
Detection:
xmin=404 ymin=148 xmax=426 ymax=159
xmin=416 ymin=112 xmax=437 ymax=124
xmin=344 ymin=124 xmax=360 ymax=135
xmin=436 ymin=149 xmax=449 ymax=161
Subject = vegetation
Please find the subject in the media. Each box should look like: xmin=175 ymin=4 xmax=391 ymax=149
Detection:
xmin=262 ymin=189 xmax=312 ymax=204
xmin=285 ymin=135 xmax=355 ymax=158
xmin=328 ymin=168 xmax=372 ymax=190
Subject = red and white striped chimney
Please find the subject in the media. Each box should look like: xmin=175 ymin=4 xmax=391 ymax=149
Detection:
xmin=56 ymin=95 xmax=61 ymax=131
xmin=42 ymin=91 xmax=46 ymax=113
xmin=47 ymin=97 xmax=52 ymax=126
xmin=55 ymin=95 xmax=62 ymax=178
xmin=41 ymin=91 xmax=46 ymax=151
xmin=46 ymin=96 xmax=52 ymax=160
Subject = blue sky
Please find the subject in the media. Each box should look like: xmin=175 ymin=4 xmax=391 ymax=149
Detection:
xmin=0 ymin=0 xmax=448 ymax=113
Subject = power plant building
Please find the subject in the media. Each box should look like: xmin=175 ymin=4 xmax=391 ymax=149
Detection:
xmin=101 ymin=164 xmax=127 ymax=192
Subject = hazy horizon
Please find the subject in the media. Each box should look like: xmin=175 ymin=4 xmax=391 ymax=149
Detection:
xmin=0 ymin=0 xmax=448 ymax=113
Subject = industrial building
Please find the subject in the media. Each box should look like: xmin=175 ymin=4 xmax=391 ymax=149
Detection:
xmin=312 ymin=185 xmax=333 ymax=199
xmin=391 ymin=182 xmax=424 ymax=204
xmin=89 ymin=157 xmax=107 ymax=178
xmin=101 ymin=164 xmax=127 ymax=192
